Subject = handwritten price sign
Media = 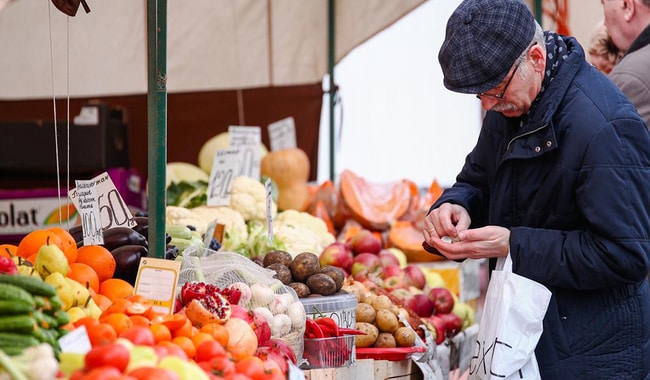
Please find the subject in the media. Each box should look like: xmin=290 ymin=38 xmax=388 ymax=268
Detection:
xmin=69 ymin=172 xmax=136 ymax=231
xmin=268 ymin=117 xmax=297 ymax=151
xmin=74 ymin=179 xmax=103 ymax=246
xmin=229 ymin=126 xmax=261 ymax=180
xmin=208 ymin=148 xmax=240 ymax=206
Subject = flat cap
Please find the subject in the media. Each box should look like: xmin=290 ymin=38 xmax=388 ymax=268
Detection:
xmin=438 ymin=0 xmax=536 ymax=94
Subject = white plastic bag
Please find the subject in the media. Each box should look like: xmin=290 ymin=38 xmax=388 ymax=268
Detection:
xmin=468 ymin=254 xmax=551 ymax=380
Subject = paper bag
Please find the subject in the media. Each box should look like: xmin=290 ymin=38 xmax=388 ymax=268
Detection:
xmin=468 ymin=254 xmax=551 ymax=380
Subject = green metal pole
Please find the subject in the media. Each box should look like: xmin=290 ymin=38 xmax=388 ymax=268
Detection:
xmin=147 ymin=0 xmax=167 ymax=259
xmin=534 ymin=0 xmax=542 ymax=24
xmin=328 ymin=0 xmax=336 ymax=184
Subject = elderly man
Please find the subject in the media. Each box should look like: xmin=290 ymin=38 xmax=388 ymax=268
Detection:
xmin=602 ymin=0 xmax=650 ymax=128
xmin=424 ymin=0 xmax=650 ymax=379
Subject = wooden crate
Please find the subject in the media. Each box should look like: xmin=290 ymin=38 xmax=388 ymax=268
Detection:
xmin=303 ymin=358 xmax=423 ymax=380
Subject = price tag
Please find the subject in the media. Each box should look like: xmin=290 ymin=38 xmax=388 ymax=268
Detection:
xmin=69 ymin=172 xmax=137 ymax=230
xmin=229 ymin=126 xmax=261 ymax=180
xmin=134 ymin=257 xmax=182 ymax=315
xmin=74 ymin=179 xmax=104 ymax=246
xmin=207 ymin=148 xmax=239 ymax=206
xmin=59 ymin=325 xmax=92 ymax=354
xmin=268 ymin=117 xmax=297 ymax=151
xmin=265 ymin=178 xmax=274 ymax=245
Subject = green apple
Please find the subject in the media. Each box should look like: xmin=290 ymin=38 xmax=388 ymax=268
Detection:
xmin=452 ymin=301 xmax=476 ymax=330
xmin=424 ymin=269 xmax=446 ymax=289
xmin=387 ymin=247 xmax=408 ymax=268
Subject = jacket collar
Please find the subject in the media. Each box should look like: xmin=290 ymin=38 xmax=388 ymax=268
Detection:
xmin=626 ymin=22 xmax=650 ymax=56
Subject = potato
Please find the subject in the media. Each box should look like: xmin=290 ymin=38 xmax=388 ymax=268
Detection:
xmin=375 ymin=309 xmax=399 ymax=333
xmin=306 ymin=273 xmax=337 ymax=296
xmin=394 ymin=326 xmax=417 ymax=347
xmin=342 ymin=283 xmax=366 ymax=304
xmin=289 ymin=252 xmax=320 ymax=282
xmin=369 ymin=295 xmax=393 ymax=312
xmin=266 ymin=263 xmax=293 ymax=285
xmin=355 ymin=322 xmax=379 ymax=348
xmin=263 ymin=249 xmax=293 ymax=267
xmin=374 ymin=332 xmax=397 ymax=348
xmin=288 ymin=282 xmax=311 ymax=298
xmin=356 ymin=302 xmax=376 ymax=323
xmin=320 ymin=265 xmax=346 ymax=291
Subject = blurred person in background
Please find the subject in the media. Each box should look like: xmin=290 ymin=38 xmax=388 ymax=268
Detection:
xmin=588 ymin=20 xmax=623 ymax=73
xmin=602 ymin=0 xmax=650 ymax=127
xmin=425 ymin=0 xmax=650 ymax=378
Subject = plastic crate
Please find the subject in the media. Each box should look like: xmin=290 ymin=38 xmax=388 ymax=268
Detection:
xmin=302 ymin=335 xmax=355 ymax=369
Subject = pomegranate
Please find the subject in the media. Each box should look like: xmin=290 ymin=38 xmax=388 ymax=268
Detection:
xmin=184 ymin=294 xmax=231 ymax=328
xmin=180 ymin=281 xmax=242 ymax=306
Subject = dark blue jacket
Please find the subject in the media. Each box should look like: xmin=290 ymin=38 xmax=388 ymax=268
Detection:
xmin=434 ymin=36 xmax=650 ymax=379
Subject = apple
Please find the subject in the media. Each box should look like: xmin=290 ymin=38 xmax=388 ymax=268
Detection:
xmin=403 ymin=264 xmax=427 ymax=290
xmin=349 ymin=229 xmax=382 ymax=255
xmin=382 ymin=264 xmax=403 ymax=279
xmin=350 ymin=252 xmax=382 ymax=276
xmin=377 ymin=250 xmax=401 ymax=268
xmin=383 ymin=276 xmax=407 ymax=291
xmin=390 ymin=288 xmax=413 ymax=304
xmin=319 ymin=241 xmax=354 ymax=272
xmin=407 ymin=294 xmax=435 ymax=317
xmin=428 ymin=287 xmax=455 ymax=314
xmin=438 ymin=312 xmax=463 ymax=338
xmin=424 ymin=269 xmax=446 ymax=288
xmin=422 ymin=315 xmax=446 ymax=345
xmin=386 ymin=247 xmax=407 ymax=268
xmin=452 ymin=301 xmax=476 ymax=330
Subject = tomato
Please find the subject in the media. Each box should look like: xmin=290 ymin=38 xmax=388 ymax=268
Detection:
xmin=197 ymin=356 xmax=235 ymax=377
xmin=120 ymin=326 xmax=155 ymax=346
xmin=84 ymin=344 xmax=130 ymax=372
xmin=195 ymin=340 xmax=227 ymax=363
xmin=77 ymin=366 xmax=124 ymax=380
xmin=128 ymin=367 xmax=180 ymax=380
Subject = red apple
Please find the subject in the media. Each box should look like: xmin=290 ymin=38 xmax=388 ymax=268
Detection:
xmin=382 ymin=264 xmax=403 ymax=279
xmin=403 ymin=264 xmax=427 ymax=290
xmin=390 ymin=288 xmax=413 ymax=304
xmin=428 ymin=287 xmax=455 ymax=314
xmin=350 ymin=252 xmax=382 ymax=276
xmin=349 ymin=229 xmax=382 ymax=255
xmin=422 ymin=315 xmax=446 ymax=344
xmin=438 ymin=312 xmax=463 ymax=338
xmin=377 ymin=250 xmax=401 ymax=268
xmin=383 ymin=276 xmax=407 ymax=291
xmin=407 ymin=294 xmax=435 ymax=317
xmin=319 ymin=241 xmax=354 ymax=272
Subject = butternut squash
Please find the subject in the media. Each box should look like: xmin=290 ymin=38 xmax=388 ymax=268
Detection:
xmin=339 ymin=169 xmax=412 ymax=231
xmin=261 ymin=148 xmax=310 ymax=211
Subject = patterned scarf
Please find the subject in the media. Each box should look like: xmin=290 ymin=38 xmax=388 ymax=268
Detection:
xmin=526 ymin=31 xmax=569 ymax=119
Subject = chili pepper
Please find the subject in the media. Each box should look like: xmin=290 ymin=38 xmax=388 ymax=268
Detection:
xmin=305 ymin=318 xmax=325 ymax=339
xmin=315 ymin=317 xmax=339 ymax=337
xmin=337 ymin=327 xmax=366 ymax=336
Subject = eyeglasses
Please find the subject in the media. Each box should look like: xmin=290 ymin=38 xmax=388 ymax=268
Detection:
xmin=476 ymin=41 xmax=537 ymax=101
xmin=476 ymin=63 xmax=521 ymax=100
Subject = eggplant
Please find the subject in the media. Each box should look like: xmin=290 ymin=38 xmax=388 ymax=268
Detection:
xmin=68 ymin=225 xmax=84 ymax=244
xmin=111 ymin=244 xmax=149 ymax=285
xmin=101 ymin=226 xmax=148 ymax=251
xmin=132 ymin=216 xmax=149 ymax=240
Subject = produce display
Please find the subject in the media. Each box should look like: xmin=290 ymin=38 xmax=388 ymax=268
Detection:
xmin=0 ymin=160 xmax=480 ymax=379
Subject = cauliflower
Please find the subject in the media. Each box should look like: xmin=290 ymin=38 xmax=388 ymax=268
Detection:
xmin=166 ymin=205 xmax=249 ymax=255
xmin=0 ymin=344 xmax=58 ymax=380
xmin=230 ymin=176 xmax=278 ymax=223
xmin=248 ymin=210 xmax=336 ymax=258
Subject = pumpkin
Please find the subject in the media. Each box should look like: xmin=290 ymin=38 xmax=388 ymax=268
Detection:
xmin=261 ymin=148 xmax=310 ymax=211
xmin=339 ymin=169 xmax=412 ymax=231
xmin=388 ymin=220 xmax=445 ymax=263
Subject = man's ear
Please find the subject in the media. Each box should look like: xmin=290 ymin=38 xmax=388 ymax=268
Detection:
xmin=623 ymin=0 xmax=635 ymax=22
xmin=529 ymin=44 xmax=546 ymax=72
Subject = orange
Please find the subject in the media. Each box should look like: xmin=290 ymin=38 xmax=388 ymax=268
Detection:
xmin=94 ymin=293 xmax=113 ymax=312
xmin=130 ymin=315 xmax=151 ymax=327
xmin=172 ymin=318 xmax=194 ymax=338
xmin=67 ymin=262 xmax=100 ymax=293
xmin=16 ymin=229 xmax=62 ymax=259
xmin=149 ymin=324 xmax=172 ymax=344
xmin=171 ymin=336 xmax=196 ymax=359
xmin=26 ymin=253 xmax=38 ymax=264
xmin=47 ymin=227 xmax=78 ymax=264
xmin=158 ymin=314 xmax=190 ymax=332
xmin=73 ymin=316 xmax=100 ymax=330
xmin=100 ymin=312 xmax=133 ymax=336
xmin=88 ymin=322 xmax=118 ymax=346
xmin=100 ymin=298 xmax=132 ymax=317
xmin=125 ymin=295 xmax=153 ymax=316
xmin=234 ymin=356 xmax=265 ymax=379
xmin=191 ymin=332 xmax=214 ymax=349
xmin=0 ymin=244 xmax=17 ymax=258
xmin=99 ymin=278 xmax=134 ymax=302
xmin=200 ymin=322 xmax=230 ymax=346
xmin=76 ymin=245 xmax=116 ymax=283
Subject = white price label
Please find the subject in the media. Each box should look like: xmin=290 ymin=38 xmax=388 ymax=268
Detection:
xmin=229 ymin=126 xmax=262 ymax=180
xmin=268 ymin=117 xmax=297 ymax=151
xmin=69 ymin=172 xmax=137 ymax=230
xmin=207 ymin=148 xmax=239 ymax=206
xmin=134 ymin=257 xmax=182 ymax=315
xmin=74 ymin=179 xmax=104 ymax=246
xmin=265 ymin=178 xmax=274 ymax=245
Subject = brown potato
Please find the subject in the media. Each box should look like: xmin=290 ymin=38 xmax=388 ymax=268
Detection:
xmin=289 ymin=252 xmax=321 ymax=282
xmin=370 ymin=295 xmax=393 ymax=312
xmin=356 ymin=302 xmax=376 ymax=323
xmin=373 ymin=332 xmax=397 ymax=348
xmin=394 ymin=326 xmax=417 ymax=347
xmin=306 ymin=273 xmax=337 ymax=296
xmin=355 ymin=322 xmax=379 ymax=348
xmin=375 ymin=309 xmax=399 ymax=333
